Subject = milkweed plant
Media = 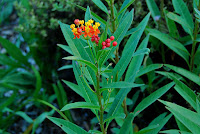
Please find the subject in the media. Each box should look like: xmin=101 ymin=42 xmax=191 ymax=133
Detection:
xmin=48 ymin=0 xmax=177 ymax=133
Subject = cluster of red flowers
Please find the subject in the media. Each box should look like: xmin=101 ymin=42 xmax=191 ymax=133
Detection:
xmin=91 ymin=35 xmax=100 ymax=44
xmin=102 ymin=36 xmax=117 ymax=49
xmin=70 ymin=19 xmax=101 ymax=39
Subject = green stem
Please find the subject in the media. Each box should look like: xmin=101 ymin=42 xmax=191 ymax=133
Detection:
xmin=96 ymin=64 xmax=106 ymax=134
xmin=190 ymin=3 xmax=200 ymax=72
xmin=123 ymin=98 xmax=128 ymax=117
xmin=110 ymin=0 xmax=116 ymax=33
xmin=87 ymin=40 xmax=96 ymax=62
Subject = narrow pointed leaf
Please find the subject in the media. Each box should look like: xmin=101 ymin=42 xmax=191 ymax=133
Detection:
xmin=92 ymin=0 xmax=108 ymax=14
xmin=119 ymin=113 xmax=134 ymax=134
xmin=147 ymin=29 xmax=189 ymax=63
xmin=102 ymin=82 xmax=143 ymax=89
xmin=0 ymin=36 xmax=29 ymax=66
xmin=111 ymin=14 xmax=150 ymax=81
xmin=165 ymin=64 xmax=200 ymax=86
xmin=133 ymin=82 xmax=174 ymax=117
xmin=172 ymin=0 xmax=194 ymax=30
xmin=61 ymin=102 xmax=99 ymax=111
xmin=136 ymin=64 xmax=163 ymax=78
xmin=64 ymin=56 xmax=97 ymax=73
xmin=48 ymin=117 xmax=88 ymax=134
xmin=118 ymin=0 xmax=135 ymax=16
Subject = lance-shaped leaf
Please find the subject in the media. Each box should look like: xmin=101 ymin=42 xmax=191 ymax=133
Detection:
xmin=164 ymin=9 xmax=179 ymax=39
xmin=111 ymin=13 xmax=150 ymax=81
xmin=135 ymin=64 xmax=163 ymax=78
xmin=160 ymin=130 xmax=192 ymax=134
xmin=172 ymin=0 xmax=194 ymax=30
xmin=64 ymin=56 xmax=97 ymax=73
xmin=102 ymin=82 xmax=143 ymax=89
xmin=48 ymin=117 xmax=88 ymax=134
xmin=61 ymin=102 xmax=100 ymax=111
xmin=167 ymin=12 xmax=193 ymax=37
xmin=104 ymin=113 xmax=126 ymax=123
xmin=85 ymin=6 xmax=92 ymax=22
xmin=62 ymin=80 xmax=84 ymax=98
xmin=0 ymin=36 xmax=29 ymax=66
xmin=57 ymin=44 xmax=73 ymax=55
xmin=147 ymin=29 xmax=190 ymax=64
xmin=165 ymin=64 xmax=200 ymax=86
xmin=133 ymin=82 xmax=174 ymax=117
xmin=59 ymin=22 xmax=93 ymax=62
xmin=159 ymin=100 xmax=200 ymax=133
xmin=118 ymin=0 xmax=135 ymax=16
xmin=92 ymin=0 xmax=108 ymax=14
xmin=99 ymin=9 xmax=134 ymax=67
xmin=167 ymin=74 xmax=198 ymax=110
xmin=145 ymin=0 xmax=160 ymax=24
xmin=118 ymin=113 xmax=134 ymax=134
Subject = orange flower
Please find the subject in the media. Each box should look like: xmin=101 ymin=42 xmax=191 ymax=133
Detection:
xmin=70 ymin=19 xmax=101 ymax=39
xmin=72 ymin=28 xmax=81 ymax=39
xmin=83 ymin=26 xmax=92 ymax=37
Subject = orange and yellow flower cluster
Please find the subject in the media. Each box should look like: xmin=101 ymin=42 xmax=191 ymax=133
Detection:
xmin=70 ymin=19 xmax=101 ymax=39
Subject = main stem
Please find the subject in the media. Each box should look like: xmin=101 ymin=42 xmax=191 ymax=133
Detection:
xmin=96 ymin=65 xmax=106 ymax=134
xmin=190 ymin=2 xmax=200 ymax=72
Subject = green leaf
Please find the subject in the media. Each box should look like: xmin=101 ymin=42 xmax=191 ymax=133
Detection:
xmin=63 ymin=56 xmax=97 ymax=73
xmin=145 ymin=0 xmax=160 ymax=24
xmin=118 ymin=0 xmax=135 ymax=16
xmin=134 ymin=125 xmax=159 ymax=134
xmin=85 ymin=6 xmax=92 ymax=22
xmin=172 ymin=0 xmax=194 ymax=30
xmin=32 ymin=66 xmax=42 ymax=98
xmin=133 ymin=82 xmax=174 ymax=117
xmin=167 ymin=12 xmax=193 ymax=36
xmin=147 ymin=29 xmax=190 ymax=63
xmin=91 ymin=0 xmax=108 ymax=14
xmin=136 ymin=64 xmax=163 ymax=78
xmin=61 ymin=102 xmax=100 ymax=111
xmin=99 ymin=9 xmax=134 ymax=67
xmin=159 ymin=100 xmax=200 ymax=126
xmin=0 ymin=92 xmax=16 ymax=110
xmin=165 ymin=64 xmax=200 ymax=86
xmin=57 ymin=44 xmax=73 ymax=55
xmin=15 ymin=111 xmax=33 ymax=123
xmin=104 ymin=113 xmax=126 ymax=123
xmin=125 ymin=35 xmax=149 ymax=81
xmin=58 ymin=65 xmax=73 ymax=71
xmin=111 ymin=14 xmax=150 ymax=81
xmin=144 ymin=114 xmax=172 ymax=134
xmin=160 ymin=130 xmax=192 ymax=134
xmin=102 ymin=82 xmax=143 ymax=89
xmin=32 ymin=110 xmax=54 ymax=134
xmin=48 ymin=117 xmax=88 ymax=134
xmin=59 ymin=22 xmax=93 ymax=62
xmin=73 ymin=62 xmax=98 ymax=114
xmin=167 ymin=74 xmax=197 ymax=110
xmin=0 ymin=53 xmax=22 ymax=68
xmin=159 ymin=100 xmax=200 ymax=133
xmin=175 ymin=117 xmax=190 ymax=132
xmin=119 ymin=113 xmax=134 ymax=134
xmin=62 ymin=80 xmax=83 ymax=98
xmin=36 ymin=99 xmax=69 ymax=121
xmin=2 ymin=72 xmax=34 ymax=85
xmin=164 ymin=9 xmax=179 ymax=39
xmin=0 ymin=36 xmax=29 ymax=66
xmin=132 ymin=48 xmax=150 ymax=57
